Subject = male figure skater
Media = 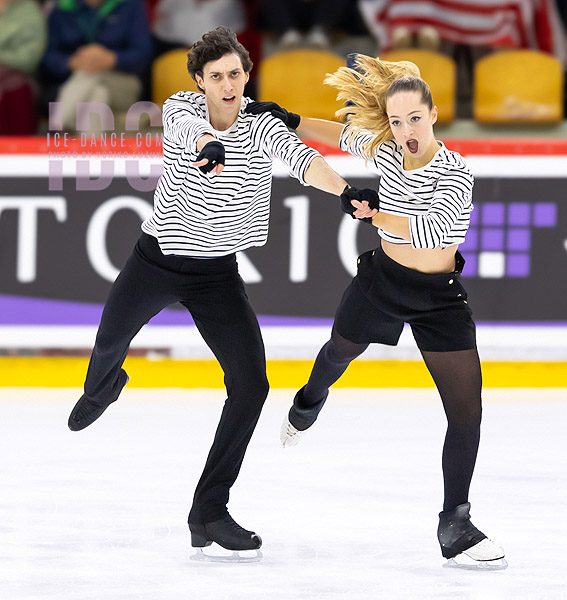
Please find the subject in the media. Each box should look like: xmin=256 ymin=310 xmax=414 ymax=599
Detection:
xmin=68 ymin=26 xmax=373 ymax=558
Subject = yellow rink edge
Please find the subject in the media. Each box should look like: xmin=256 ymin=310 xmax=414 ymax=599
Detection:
xmin=1 ymin=357 xmax=566 ymax=388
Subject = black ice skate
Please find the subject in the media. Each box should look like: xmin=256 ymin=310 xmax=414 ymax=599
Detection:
xmin=68 ymin=370 xmax=129 ymax=431
xmin=438 ymin=502 xmax=507 ymax=570
xmin=189 ymin=514 xmax=262 ymax=562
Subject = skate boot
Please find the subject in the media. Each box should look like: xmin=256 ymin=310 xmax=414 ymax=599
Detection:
xmin=189 ymin=514 xmax=262 ymax=562
xmin=68 ymin=370 xmax=129 ymax=431
xmin=438 ymin=502 xmax=507 ymax=570
xmin=280 ymin=414 xmax=304 ymax=447
xmin=280 ymin=386 xmax=328 ymax=447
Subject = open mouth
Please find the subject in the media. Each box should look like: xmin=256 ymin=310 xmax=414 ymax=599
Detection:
xmin=406 ymin=139 xmax=419 ymax=154
xmin=223 ymin=96 xmax=236 ymax=104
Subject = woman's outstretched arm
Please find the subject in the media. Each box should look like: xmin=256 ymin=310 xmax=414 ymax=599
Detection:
xmin=296 ymin=117 xmax=343 ymax=147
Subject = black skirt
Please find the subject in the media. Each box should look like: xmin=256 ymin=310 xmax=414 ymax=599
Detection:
xmin=333 ymin=241 xmax=477 ymax=352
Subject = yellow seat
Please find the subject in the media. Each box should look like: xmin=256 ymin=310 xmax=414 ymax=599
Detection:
xmin=152 ymin=48 xmax=202 ymax=106
xmin=474 ymin=50 xmax=563 ymax=123
xmin=380 ymin=49 xmax=456 ymax=123
xmin=258 ymin=49 xmax=345 ymax=121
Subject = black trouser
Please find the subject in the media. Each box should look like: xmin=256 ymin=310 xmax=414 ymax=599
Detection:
xmin=84 ymin=233 xmax=269 ymax=523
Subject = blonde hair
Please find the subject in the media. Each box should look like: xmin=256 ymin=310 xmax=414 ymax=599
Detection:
xmin=324 ymin=54 xmax=431 ymax=159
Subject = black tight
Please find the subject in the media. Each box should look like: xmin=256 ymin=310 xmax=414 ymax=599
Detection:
xmin=292 ymin=328 xmax=482 ymax=512
xmin=304 ymin=328 xmax=369 ymax=401
xmin=421 ymin=349 xmax=482 ymax=511
xmin=290 ymin=328 xmax=368 ymax=430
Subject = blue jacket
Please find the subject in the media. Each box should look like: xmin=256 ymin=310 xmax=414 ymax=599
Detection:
xmin=42 ymin=0 xmax=152 ymax=80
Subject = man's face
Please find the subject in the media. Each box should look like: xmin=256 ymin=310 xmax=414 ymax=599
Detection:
xmin=195 ymin=53 xmax=249 ymax=117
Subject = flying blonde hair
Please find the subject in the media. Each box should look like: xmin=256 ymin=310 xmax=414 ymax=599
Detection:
xmin=324 ymin=54 xmax=429 ymax=159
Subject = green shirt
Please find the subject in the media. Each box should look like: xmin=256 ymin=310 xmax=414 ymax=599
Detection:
xmin=0 ymin=0 xmax=47 ymax=74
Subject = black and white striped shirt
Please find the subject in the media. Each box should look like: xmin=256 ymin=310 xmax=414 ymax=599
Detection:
xmin=340 ymin=130 xmax=474 ymax=249
xmin=142 ymin=91 xmax=320 ymax=257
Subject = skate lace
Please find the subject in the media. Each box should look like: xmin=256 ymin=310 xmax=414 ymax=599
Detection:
xmin=73 ymin=397 xmax=104 ymax=421
xmin=280 ymin=416 xmax=304 ymax=447
xmin=285 ymin=421 xmax=301 ymax=437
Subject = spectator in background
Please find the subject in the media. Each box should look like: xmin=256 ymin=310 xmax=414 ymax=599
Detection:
xmin=41 ymin=0 xmax=152 ymax=133
xmin=151 ymin=0 xmax=247 ymax=57
xmin=358 ymin=0 xmax=567 ymax=62
xmin=558 ymin=0 xmax=567 ymax=26
xmin=554 ymin=0 xmax=567 ymax=115
xmin=147 ymin=0 xmax=260 ymax=99
xmin=259 ymin=0 xmax=357 ymax=50
xmin=0 ymin=0 xmax=46 ymax=134
xmin=358 ymin=0 xmax=567 ymax=117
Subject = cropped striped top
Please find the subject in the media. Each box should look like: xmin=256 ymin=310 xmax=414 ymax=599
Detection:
xmin=340 ymin=128 xmax=474 ymax=249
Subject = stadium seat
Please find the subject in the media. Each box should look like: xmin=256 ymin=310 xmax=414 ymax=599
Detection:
xmin=380 ymin=49 xmax=457 ymax=123
xmin=473 ymin=50 xmax=564 ymax=123
xmin=258 ymin=49 xmax=345 ymax=121
xmin=152 ymin=48 xmax=201 ymax=105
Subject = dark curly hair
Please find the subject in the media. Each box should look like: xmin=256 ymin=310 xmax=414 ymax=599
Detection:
xmin=187 ymin=27 xmax=253 ymax=89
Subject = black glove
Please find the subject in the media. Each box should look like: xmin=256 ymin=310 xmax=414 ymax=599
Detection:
xmin=245 ymin=101 xmax=301 ymax=130
xmin=195 ymin=140 xmax=225 ymax=174
xmin=340 ymin=185 xmax=379 ymax=223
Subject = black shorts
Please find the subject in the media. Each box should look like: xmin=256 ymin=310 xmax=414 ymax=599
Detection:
xmin=334 ymin=241 xmax=477 ymax=352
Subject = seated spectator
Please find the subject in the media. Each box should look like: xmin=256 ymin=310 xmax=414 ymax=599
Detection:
xmin=358 ymin=0 xmax=567 ymax=62
xmin=0 ymin=0 xmax=47 ymax=135
xmin=41 ymin=0 xmax=152 ymax=133
xmin=358 ymin=0 xmax=567 ymax=117
xmin=151 ymin=0 xmax=247 ymax=56
xmin=148 ymin=0 xmax=260 ymax=98
xmin=390 ymin=24 xmax=440 ymax=52
xmin=258 ymin=0 xmax=360 ymax=50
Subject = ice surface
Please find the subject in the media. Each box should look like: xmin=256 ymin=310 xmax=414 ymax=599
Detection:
xmin=1 ymin=387 xmax=566 ymax=600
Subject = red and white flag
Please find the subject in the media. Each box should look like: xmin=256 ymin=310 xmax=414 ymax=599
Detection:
xmin=358 ymin=0 xmax=567 ymax=64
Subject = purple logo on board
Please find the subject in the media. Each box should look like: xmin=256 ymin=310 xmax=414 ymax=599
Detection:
xmin=461 ymin=202 xmax=558 ymax=278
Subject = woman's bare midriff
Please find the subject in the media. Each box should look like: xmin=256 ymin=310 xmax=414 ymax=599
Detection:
xmin=381 ymin=239 xmax=458 ymax=274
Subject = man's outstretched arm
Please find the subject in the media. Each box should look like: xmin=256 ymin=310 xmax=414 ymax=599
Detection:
xmin=304 ymin=155 xmax=347 ymax=195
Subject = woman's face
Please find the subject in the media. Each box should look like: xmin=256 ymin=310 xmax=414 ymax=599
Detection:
xmin=386 ymin=90 xmax=438 ymax=158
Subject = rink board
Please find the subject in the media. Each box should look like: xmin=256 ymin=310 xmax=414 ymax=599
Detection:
xmin=1 ymin=137 xmax=567 ymax=327
xmin=1 ymin=138 xmax=566 ymax=388
xmin=1 ymin=357 xmax=566 ymax=388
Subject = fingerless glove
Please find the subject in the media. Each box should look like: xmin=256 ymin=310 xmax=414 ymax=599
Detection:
xmin=196 ymin=141 xmax=225 ymax=174
xmin=340 ymin=185 xmax=379 ymax=223
xmin=245 ymin=101 xmax=301 ymax=130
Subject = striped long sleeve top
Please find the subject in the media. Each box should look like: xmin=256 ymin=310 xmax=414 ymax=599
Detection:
xmin=340 ymin=129 xmax=474 ymax=249
xmin=142 ymin=91 xmax=320 ymax=257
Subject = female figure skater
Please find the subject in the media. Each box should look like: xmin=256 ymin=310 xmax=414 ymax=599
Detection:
xmin=246 ymin=55 xmax=507 ymax=569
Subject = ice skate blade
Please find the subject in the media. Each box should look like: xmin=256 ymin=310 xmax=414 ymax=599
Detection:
xmin=443 ymin=556 xmax=508 ymax=571
xmin=190 ymin=547 xmax=263 ymax=563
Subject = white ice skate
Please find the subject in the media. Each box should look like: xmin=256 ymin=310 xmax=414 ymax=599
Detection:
xmin=280 ymin=415 xmax=304 ymax=447
xmin=438 ymin=503 xmax=507 ymax=570
xmin=443 ymin=538 xmax=508 ymax=571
